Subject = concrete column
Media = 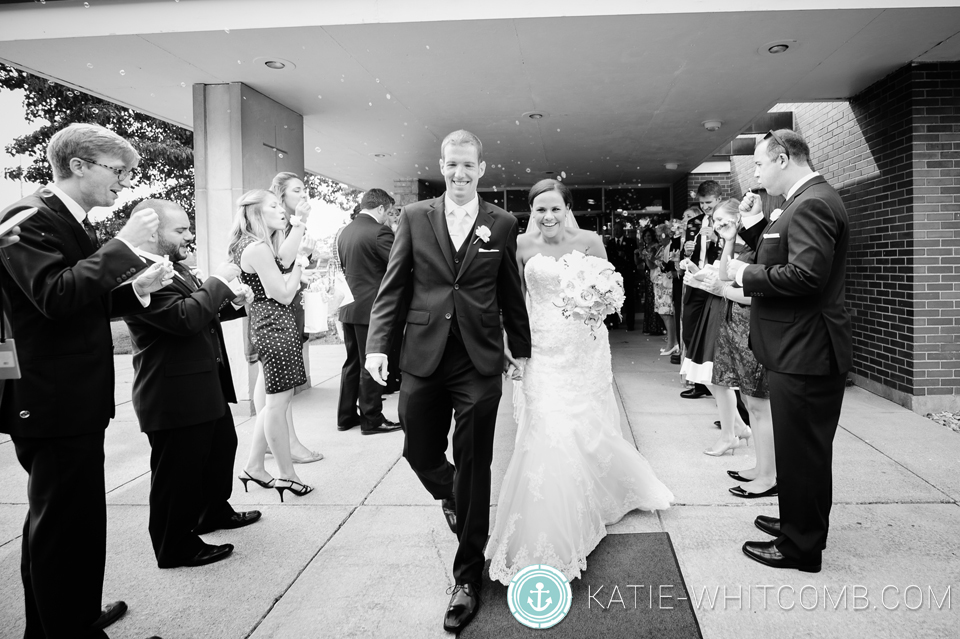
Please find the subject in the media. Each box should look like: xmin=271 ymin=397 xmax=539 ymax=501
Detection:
xmin=193 ymin=82 xmax=307 ymax=415
xmin=392 ymin=178 xmax=419 ymax=207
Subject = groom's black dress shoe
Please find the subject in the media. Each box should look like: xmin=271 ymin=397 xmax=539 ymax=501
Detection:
xmin=441 ymin=497 xmax=457 ymax=534
xmin=361 ymin=419 xmax=402 ymax=435
xmin=91 ymin=600 xmax=127 ymax=631
xmin=443 ymin=583 xmax=480 ymax=632
xmin=680 ymin=385 xmax=711 ymax=399
xmin=755 ymin=515 xmax=780 ymax=536
xmin=194 ymin=510 xmax=261 ymax=534
xmin=742 ymin=540 xmax=820 ymax=573
xmin=160 ymin=543 xmax=234 ymax=569
xmin=726 ymin=470 xmax=751 ymax=482
xmin=729 ymin=484 xmax=778 ymax=498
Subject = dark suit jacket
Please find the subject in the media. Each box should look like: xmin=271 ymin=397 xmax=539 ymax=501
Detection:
xmin=742 ymin=176 xmax=852 ymax=376
xmin=0 ymin=189 xmax=147 ymax=438
xmin=337 ymin=213 xmax=394 ymax=325
xmin=367 ymin=195 xmax=531 ymax=377
xmin=610 ymin=236 xmax=639 ymax=277
xmin=123 ymin=266 xmax=244 ymax=433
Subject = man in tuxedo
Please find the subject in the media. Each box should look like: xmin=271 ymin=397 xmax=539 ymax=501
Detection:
xmin=336 ymin=188 xmax=402 ymax=435
xmin=679 ymin=182 xmax=721 ymax=399
xmin=0 ymin=123 xmax=173 ymax=638
xmin=123 ymin=199 xmax=261 ymax=569
xmin=730 ymin=129 xmax=852 ymax=572
xmin=609 ymin=223 xmax=638 ymax=331
xmin=365 ymin=130 xmax=531 ymax=633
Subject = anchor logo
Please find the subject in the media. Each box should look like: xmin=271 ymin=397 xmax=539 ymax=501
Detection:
xmin=508 ymin=565 xmax=572 ymax=629
xmin=528 ymin=582 xmax=553 ymax=612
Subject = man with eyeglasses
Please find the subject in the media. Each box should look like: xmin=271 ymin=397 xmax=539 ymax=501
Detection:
xmin=728 ymin=129 xmax=852 ymax=574
xmin=0 ymin=123 xmax=172 ymax=638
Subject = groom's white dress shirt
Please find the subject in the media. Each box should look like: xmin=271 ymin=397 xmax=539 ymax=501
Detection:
xmin=445 ymin=194 xmax=479 ymax=251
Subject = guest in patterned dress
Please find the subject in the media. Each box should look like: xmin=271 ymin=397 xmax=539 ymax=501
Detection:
xmin=712 ymin=197 xmax=777 ymax=498
xmin=229 ymin=190 xmax=314 ymax=501
xmin=639 ymin=227 xmax=665 ymax=335
xmin=652 ymin=222 xmax=681 ymax=356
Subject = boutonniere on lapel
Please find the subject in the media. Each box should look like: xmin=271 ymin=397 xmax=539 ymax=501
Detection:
xmin=769 ymin=208 xmax=783 ymax=222
xmin=473 ymin=225 xmax=491 ymax=244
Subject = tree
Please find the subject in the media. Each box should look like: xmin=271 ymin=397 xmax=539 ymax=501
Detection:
xmin=1 ymin=63 xmax=364 ymax=240
xmin=1 ymin=63 xmax=194 ymax=239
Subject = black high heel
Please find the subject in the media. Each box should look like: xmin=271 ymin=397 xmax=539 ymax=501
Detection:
xmin=275 ymin=478 xmax=314 ymax=502
xmin=239 ymin=470 xmax=276 ymax=492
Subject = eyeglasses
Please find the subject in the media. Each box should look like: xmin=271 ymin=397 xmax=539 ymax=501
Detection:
xmin=763 ymin=130 xmax=790 ymax=161
xmin=80 ymin=158 xmax=138 ymax=181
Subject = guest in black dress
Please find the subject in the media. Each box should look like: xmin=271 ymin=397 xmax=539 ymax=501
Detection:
xmin=229 ymin=189 xmax=315 ymax=501
xmin=680 ymin=200 xmax=751 ymax=456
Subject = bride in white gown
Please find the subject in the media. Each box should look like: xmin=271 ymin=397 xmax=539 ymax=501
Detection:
xmin=486 ymin=179 xmax=674 ymax=585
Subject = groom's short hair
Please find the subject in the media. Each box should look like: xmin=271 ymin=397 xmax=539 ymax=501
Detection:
xmin=441 ymin=129 xmax=483 ymax=163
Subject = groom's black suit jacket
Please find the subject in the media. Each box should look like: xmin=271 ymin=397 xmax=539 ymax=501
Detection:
xmin=367 ymin=194 xmax=530 ymax=376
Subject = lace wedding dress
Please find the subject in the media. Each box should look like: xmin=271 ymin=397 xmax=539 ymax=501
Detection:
xmin=485 ymin=252 xmax=675 ymax=585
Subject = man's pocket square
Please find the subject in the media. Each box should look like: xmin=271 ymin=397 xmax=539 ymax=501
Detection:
xmin=478 ymin=248 xmax=500 ymax=252
xmin=762 ymin=233 xmax=780 ymax=239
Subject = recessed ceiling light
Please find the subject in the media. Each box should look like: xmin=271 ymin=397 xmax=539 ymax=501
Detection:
xmin=372 ymin=153 xmax=391 ymax=158
xmin=264 ymin=60 xmax=285 ymax=70
xmin=528 ymin=113 xmax=543 ymax=119
xmin=768 ymin=44 xmax=789 ymax=54
xmin=664 ymin=162 xmax=679 ymax=170
xmin=253 ymin=56 xmax=296 ymax=70
xmin=521 ymin=111 xmax=549 ymax=121
xmin=702 ymin=120 xmax=723 ymax=132
xmin=758 ymin=40 xmax=798 ymax=56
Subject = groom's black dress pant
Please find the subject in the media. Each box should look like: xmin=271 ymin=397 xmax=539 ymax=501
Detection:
xmin=399 ymin=333 xmax=502 ymax=586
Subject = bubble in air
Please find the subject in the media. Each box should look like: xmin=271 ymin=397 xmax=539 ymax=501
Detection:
xmin=86 ymin=63 xmax=93 ymax=68
xmin=278 ymin=153 xmax=284 ymax=158
xmin=180 ymin=82 xmax=186 ymax=87
xmin=84 ymin=2 xmax=89 ymax=7
xmin=525 ymin=168 xmax=531 ymax=173
xmin=376 ymin=78 xmax=380 ymax=83
xmin=368 ymin=102 xmax=373 ymax=106
xmin=119 ymin=70 xmax=125 ymax=75
xmin=561 ymin=171 xmax=567 ymax=178
xmin=386 ymin=93 xmax=391 ymax=100
xmin=315 ymin=147 xmax=321 ymax=152
xmin=224 ymin=29 xmax=230 ymax=34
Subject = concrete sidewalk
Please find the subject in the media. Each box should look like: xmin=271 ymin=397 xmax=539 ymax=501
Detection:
xmin=0 ymin=333 xmax=957 ymax=638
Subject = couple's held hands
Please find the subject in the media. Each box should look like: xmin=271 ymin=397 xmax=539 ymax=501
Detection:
xmin=133 ymin=260 xmax=174 ymax=296
xmin=504 ymin=355 xmax=527 ymax=381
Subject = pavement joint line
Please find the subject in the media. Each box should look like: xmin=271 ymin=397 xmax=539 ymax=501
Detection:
xmin=244 ymin=504 xmax=359 ymax=639
xmin=243 ymin=451 xmax=404 ymax=637
xmin=836 ymin=421 xmax=958 ymax=502
xmin=663 ymin=500 xmax=957 ymax=507
xmin=105 ymin=470 xmax=151 ymax=496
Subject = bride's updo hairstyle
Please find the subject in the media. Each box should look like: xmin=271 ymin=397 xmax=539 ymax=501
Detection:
xmin=528 ymin=178 xmax=573 ymax=210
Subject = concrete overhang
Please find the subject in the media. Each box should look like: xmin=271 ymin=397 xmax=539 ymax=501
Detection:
xmin=1 ymin=0 xmax=959 ymax=191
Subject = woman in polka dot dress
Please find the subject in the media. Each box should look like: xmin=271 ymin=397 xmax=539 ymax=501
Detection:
xmin=228 ymin=189 xmax=313 ymax=500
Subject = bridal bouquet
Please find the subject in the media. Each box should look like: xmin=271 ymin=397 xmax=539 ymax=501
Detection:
xmin=554 ymin=251 xmax=624 ymax=337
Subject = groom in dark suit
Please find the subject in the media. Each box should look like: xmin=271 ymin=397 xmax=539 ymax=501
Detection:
xmin=730 ymin=129 xmax=852 ymax=573
xmin=336 ymin=188 xmax=402 ymax=435
xmin=123 ymin=199 xmax=261 ymax=569
xmin=365 ymin=130 xmax=531 ymax=632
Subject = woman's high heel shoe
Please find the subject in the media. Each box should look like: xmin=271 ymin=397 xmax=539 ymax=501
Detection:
xmin=275 ymin=478 xmax=314 ymax=503
xmin=659 ymin=345 xmax=679 ymax=356
xmin=735 ymin=424 xmax=753 ymax=446
xmin=704 ymin=439 xmax=740 ymax=456
xmin=239 ymin=470 xmax=275 ymax=492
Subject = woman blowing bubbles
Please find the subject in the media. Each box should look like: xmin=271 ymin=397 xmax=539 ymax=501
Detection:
xmin=229 ymin=190 xmax=315 ymax=501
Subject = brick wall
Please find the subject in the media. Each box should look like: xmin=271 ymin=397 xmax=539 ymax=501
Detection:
xmin=745 ymin=62 xmax=960 ymax=412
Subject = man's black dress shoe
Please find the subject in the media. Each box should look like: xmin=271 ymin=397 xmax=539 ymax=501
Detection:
xmin=669 ymin=353 xmax=681 ymax=365
xmin=755 ymin=515 xmax=780 ymax=536
xmin=713 ymin=420 xmax=721 ymax=429
xmin=742 ymin=540 xmax=820 ymax=573
xmin=680 ymin=385 xmax=711 ymax=399
xmin=729 ymin=484 xmax=778 ymax=498
xmin=726 ymin=470 xmax=752 ymax=482
xmin=361 ymin=419 xmax=402 ymax=435
xmin=195 ymin=510 xmax=261 ymax=535
xmin=337 ymin=422 xmax=360 ymax=432
xmin=443 ymin=583 xmax=480 ymax=632
xmin=441 ymin=497 xmax=457 ymax=534
xmin=91 ymin=600 xmax=127 ymax=631
xmin=161 ymin=543 xmax=234 ymax=568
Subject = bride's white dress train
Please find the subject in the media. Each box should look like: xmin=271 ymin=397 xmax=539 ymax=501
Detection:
xmin=485 ymin=252 xmax=674 ymax=585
